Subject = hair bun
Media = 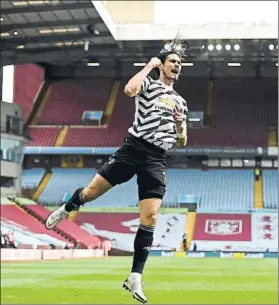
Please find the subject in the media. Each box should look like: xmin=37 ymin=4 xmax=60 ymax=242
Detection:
xmin=159 ymin=34 xmax=188 ymax=60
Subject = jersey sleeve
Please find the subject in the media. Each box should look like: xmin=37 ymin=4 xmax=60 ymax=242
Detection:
xmin=138 ymin=76 xmax=151 ymax=95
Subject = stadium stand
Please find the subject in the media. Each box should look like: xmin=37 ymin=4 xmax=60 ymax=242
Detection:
xmin=62 ymin=80 xmax=134 ymax=146
xmin=27 ymin=127 xmax=60 ymax=146
xmin=212 ymin=79 xmax=278 ymax=128
xmin=38 ymin=168 xmax=96 ymax=205
xmin=34 ymin=168 xmax=254 ymax=210
xmin=23 ymin=204 xmax=101 ymax=248
xmin=36 ymin=79 xmax=113 ymax=125
xmin=1 ymin=204 xmax=68 ymax=243
xmin=164 ymin=169 xmax=254 ymax=210
xmin=187 ymin=127 xmax=267 ymax=147
xmin=14 ymin=64 xmax=44 ymax=120
xmin=2 ymin=3 xmax=279 ymax=304
xmin=262 ymin=170 xmax=278 ymax=209
xmin=62 ymin=127 xmax=122 ymax=147
xmin=1 ymin=218 xmax=64 ymax=248
xmin=26 ymin=78 xmax=277 ymax=148
xmin=22 ymin=168 xmax=45 ymax=189
xmin=175 ymin=78 xmax=208 ymax=111
xmin=55 ymin=79 xmax=209 ymax=147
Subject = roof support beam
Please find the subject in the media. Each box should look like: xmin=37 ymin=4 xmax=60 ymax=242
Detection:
xmin=0 ymin=34 xmax=114 ymax=50
xmin=1 ymin=2 xmax=95 ymax=15
xmin=15 ymin=44 xmax=117 ymax=55
xmin=1 ymin=18 xmax=103 ymax=32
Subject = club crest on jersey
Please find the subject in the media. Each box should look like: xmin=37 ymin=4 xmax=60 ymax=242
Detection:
xmin=205 ymin=219 xmax=242 ymax=235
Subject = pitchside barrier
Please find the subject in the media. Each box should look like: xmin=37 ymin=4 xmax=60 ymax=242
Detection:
xmin=2 ymin=248 xmax=277 ymax=261
xmin=158 ymin=250 xmax=278 ymax=259
xmin=1 ymin=248 xmax=106 ymax=261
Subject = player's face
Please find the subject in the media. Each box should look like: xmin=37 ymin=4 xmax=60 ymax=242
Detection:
xmin=162 ymin=54 xmax=181 ymax=81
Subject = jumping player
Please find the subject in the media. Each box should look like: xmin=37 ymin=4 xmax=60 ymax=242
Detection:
xmin=45 ymin=36 xmax=188 ymax=303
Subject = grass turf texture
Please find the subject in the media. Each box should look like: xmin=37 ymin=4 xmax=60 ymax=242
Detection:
xmin=1 ymin=257 xmax=277 ymax=304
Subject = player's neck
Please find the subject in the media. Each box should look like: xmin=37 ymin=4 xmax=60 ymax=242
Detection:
xmin=159 ymin=75 xmax=174 ymax=88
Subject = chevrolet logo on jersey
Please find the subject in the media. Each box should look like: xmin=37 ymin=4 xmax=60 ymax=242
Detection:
xmin=159 ymin=98 xmax=175 ymax=109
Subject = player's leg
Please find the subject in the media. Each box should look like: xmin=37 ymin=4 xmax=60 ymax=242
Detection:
xmin=123 ymin=159 xmax=166 ymax=303
xmin=45 ymin=141 xmax=137 ymax=230
xmin=64 ymin=173 xmax=112 ymax=212
xmin=133 ymin=197 xmax=162 ymax=271
xmin=45 ymin=173 xmax=113 ymax=230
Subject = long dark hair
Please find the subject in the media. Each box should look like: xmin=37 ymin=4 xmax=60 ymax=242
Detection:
xmin=149 ymin=34 xmax=188 ymax=80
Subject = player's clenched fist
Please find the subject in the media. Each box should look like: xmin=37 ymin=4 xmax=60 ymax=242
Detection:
xmin=147 ymin=57 xmax=162 ymax=69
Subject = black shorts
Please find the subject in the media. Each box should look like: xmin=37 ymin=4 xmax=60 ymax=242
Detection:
xmin=98 ymin=134 xmax=166 ymax=201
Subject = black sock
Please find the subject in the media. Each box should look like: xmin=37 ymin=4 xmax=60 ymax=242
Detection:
xmin=65 ymin=187 xmax=86 ymax=212
xmin=131 ymin=224 xmax=154 ymax=274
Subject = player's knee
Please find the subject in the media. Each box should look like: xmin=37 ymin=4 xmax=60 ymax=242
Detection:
xmin=141 ymin=211 xmax=158 ymax=227
xmin=82 ymin=186 xmax=100 ymax=201
xmin=149 ymin=213 xmax=158 ymax=226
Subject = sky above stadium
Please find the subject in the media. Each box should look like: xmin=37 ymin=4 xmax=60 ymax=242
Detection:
xmin=153 ymin=1 xmax=278 ymax=25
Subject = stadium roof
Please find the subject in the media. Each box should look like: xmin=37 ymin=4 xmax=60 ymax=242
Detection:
xmin=0 ymin=0 xmax=277 ymax=77
xmin=0 ymin=0 xmax=118 ymax=65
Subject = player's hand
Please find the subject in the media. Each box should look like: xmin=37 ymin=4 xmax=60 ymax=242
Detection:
xmin=147 ymin=57 xmax=162 ymax=69
xmin=173 ymin=106 xmax=184 ymax=132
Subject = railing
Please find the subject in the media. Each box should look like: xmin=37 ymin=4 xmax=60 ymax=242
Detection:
xmin=1 ymin=121 xmax=30 ymax=139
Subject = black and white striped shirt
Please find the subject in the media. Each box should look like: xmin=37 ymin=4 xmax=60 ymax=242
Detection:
xmin=128 ymin=76 xmax=188 ymax=151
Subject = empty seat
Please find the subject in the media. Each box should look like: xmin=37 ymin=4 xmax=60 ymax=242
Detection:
xmin=37 ymin=79 xmax=112 ymax=125
xmin=39 ymin=168 xmax=96 ymax=205
xmin=37 ymin=168 xmax=254 ymax=210
xmin=22 ymin=168 xmax=45 ymax=189
xmin=27 ymin=127 xmax=60 ymax=146
xmin=14 ymin=64 xmax=44 ymax=120
xmin=263 ymin=170 xmax=278 ymax=208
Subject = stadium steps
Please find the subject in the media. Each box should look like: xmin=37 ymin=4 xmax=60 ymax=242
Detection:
xmin=11 ymin=197 xmax=82 ymax=245
xmin=7 ymin=200 xmax=70 ymax=242
xmin=185 ymin=212 xmax=196 ymax=250
xmin=32 ymin=172 xmax=52 ymax=201
xmin=254 ymin=169 xmax=263 ymax=209
xmin=26 ymin=80 xmax=51 ymax=126
xmin=22 ymin=204 xmax=101 ymax=248
xmin=204 ymin=80 xmax=213 ymax=126
xmin=268 ymin=129 xmax=277 ymax=147
xmin=54 ymin=126 xmax=68 ymax=146
xmin=102 ymin=81 xmax=121 ymax=125
xmin=30 ymin=82 xmax=52 ymax=125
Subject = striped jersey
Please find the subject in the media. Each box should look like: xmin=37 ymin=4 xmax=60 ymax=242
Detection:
xmin=128 ymin=76 xmax=188 ymax=151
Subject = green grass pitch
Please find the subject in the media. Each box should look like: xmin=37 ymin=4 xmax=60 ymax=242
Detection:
xmin=1 ymin=257 xmax=278 ymax=304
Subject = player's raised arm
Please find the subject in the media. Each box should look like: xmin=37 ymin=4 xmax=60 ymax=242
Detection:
xmin=124 ymin=57 xmax=161 ymax=97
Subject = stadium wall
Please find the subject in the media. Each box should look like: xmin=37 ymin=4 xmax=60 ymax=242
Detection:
xmin=1 ymin=160 xmax=22 ymax=193
xmin=1 ymin=101 xmax=23 ymax=131
xmin=1 ymin=249 xmax=105 ymax=261
xmin=2 ymin=248 xmax=277 ymax=262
